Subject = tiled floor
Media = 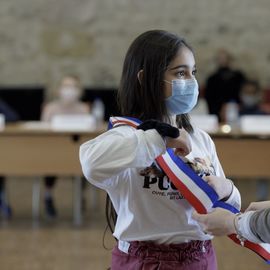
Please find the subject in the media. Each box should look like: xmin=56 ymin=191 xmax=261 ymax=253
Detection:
xmin=0 ymin=177 xmax=269 ymax=270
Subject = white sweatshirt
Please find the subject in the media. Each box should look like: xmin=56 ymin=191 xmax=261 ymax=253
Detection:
xmin=79 ymin=125 xmax=241 ymax=244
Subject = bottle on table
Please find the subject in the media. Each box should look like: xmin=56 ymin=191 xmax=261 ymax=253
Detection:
xmin=225 ymin=100 xmax=239 ymax=130
xmin=92 ymin=98 xmax=105 ymax=129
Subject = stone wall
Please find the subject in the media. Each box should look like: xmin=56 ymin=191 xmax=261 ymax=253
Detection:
xmin=1 ymin=0 xmax=270 ymax=96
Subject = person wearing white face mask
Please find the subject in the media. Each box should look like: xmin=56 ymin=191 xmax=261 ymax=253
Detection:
xmin=42 ymin=75 xmax=90 ymax=122
xmin=41 ymin=75 xmax=90 ymax=218
xmin=59 ymin=85 xmax=80 ymax=104
xmin=239 ymin=80 xmax=265 ymax=116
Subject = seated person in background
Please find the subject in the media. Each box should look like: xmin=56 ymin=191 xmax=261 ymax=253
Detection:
xmin=219 ymin=79 xmax=265 ymax=122
xmin=0 ymin=98 xmax=20 ymax=218
xmin=41 ymin=75 xmax=90 ymax=218
xmin=193 ymin=201 xmax=270 ymax=244
xmin=239 ymin=79 xmax=265 ymax=116
xmin=42 ymin=75 xmax=90 ymax=121
xmin=239 ymin=79 xmax=269 ymax=201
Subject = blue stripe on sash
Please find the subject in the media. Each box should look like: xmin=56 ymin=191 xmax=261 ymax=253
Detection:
xmin=166 ymin=148 xmax=219 ymax=204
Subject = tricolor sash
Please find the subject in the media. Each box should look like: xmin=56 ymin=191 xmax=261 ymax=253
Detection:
xmin=109 ymin=116 xmax=270 ymax=263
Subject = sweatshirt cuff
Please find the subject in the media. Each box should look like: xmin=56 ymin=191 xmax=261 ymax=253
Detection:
xmin=222 ymin=184 xmax=241 ymax=211
xmin=238 ymin=211 xmax=260 ymax=243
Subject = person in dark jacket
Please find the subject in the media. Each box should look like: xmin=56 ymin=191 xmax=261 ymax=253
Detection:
xmin=204 ymin=49 xmax=246 ymax=122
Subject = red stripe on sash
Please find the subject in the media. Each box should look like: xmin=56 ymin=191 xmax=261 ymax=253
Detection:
xmin=111 ymin=119 xmax=138 ymax=128
xmin=156 ymin=155 xmax=207 ymax=214
xmin=229 ymin=234 xmax=270 ymax=260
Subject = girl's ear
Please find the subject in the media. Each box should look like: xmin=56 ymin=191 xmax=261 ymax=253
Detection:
xmin=137 ymin=69 xmax=144 ymax=85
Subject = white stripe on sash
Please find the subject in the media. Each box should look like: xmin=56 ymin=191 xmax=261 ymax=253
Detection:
xmin=162 ymin=152 xmax=214 ymax=211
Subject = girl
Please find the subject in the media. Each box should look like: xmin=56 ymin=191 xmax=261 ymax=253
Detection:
xmin=80 ymin=30 xmax=241 ymax=270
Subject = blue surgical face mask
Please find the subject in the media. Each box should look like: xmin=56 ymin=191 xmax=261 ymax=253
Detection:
xmin=164 ymin=78 xmax=199 ymax=115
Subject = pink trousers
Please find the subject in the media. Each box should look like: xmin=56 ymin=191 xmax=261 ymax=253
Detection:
xmin=111 ymin=240 xmax=217 ymax=270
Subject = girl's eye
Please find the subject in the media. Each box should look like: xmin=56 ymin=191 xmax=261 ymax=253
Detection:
xmin=177 ymin=70 xmax=185 ymax=77
xmin=192 ymin=69 xmax=197 ymax=75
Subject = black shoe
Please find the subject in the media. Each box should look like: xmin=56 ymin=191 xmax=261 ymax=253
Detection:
xmin=45 ymin=198 xmax=57 ymax=218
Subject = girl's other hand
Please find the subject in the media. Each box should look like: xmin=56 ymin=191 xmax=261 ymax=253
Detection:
xmin=203 ymin=175 xmax=233 ymax=200
xmin=166 ymin=128 xmax=192 ymax=157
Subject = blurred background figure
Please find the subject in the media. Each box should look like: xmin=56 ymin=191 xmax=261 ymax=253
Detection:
xmin=0 ymin=98 xmax=19 ymax=123
xmin=239 ymin=79 xmax=265 ymax=116
xmin=41 ymin=74 xmax=90 ymax=218
xmin=42 ymin=75 xmax=90 ymax=122
xmin=0 ymin=98 xmax=19 ymax=218
xmin=260 ymin=82 xmax=270 ymax=114
xmin=239 ymin=79 xmax=269 ymax=201
xmin=204 ymin=49 xmax=246 ymax=122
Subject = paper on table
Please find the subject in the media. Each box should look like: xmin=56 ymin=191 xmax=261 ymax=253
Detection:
xmin=50 ymin=114 xmax=96 ymax=131
xmin=190 ymin=114 xmax=219 ymax=133
xmin=240 ymin=115 xmax=270 ymax=134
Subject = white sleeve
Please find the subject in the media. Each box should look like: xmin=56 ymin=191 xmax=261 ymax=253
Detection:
xmin=79 ymin=126 xmax=166 ymax=186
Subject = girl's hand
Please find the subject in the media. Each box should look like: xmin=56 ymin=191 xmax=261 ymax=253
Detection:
xmin=137 ymin=120 xmax=191 ymax=156
xmin=192 ymin=208 xmax=236 ymax=236
xmin=166 ymin=128 xmax=192 ymax=157
xmin=245 ymin=201 xmax=270 ymax=212
xmin=203 ymin=175 xmax=233 ymax=200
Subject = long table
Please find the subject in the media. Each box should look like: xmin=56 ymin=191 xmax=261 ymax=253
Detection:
xmin=1 ymin=123 xmax=270 ymax=224
xmin=212 ymin=133 xmax=270 ymax=178
xmin=0 ymin=122 xmax=104 ymax=225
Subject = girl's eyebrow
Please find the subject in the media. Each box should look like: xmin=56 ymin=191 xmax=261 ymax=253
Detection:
xmin=169 ymin=64 xmax=196 ymax=71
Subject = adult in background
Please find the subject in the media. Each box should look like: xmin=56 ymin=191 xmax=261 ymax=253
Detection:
xmin=41 ymin=75 xmax=90 ymax=218
xmin=204 ymin=49 xmax=246 ymax=122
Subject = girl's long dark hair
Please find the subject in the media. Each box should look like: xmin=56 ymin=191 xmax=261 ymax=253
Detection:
xmin=105 ymin=30 xmax=194 ymax=237
xmin=118 ymin=30 xmax=193 ymax=123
